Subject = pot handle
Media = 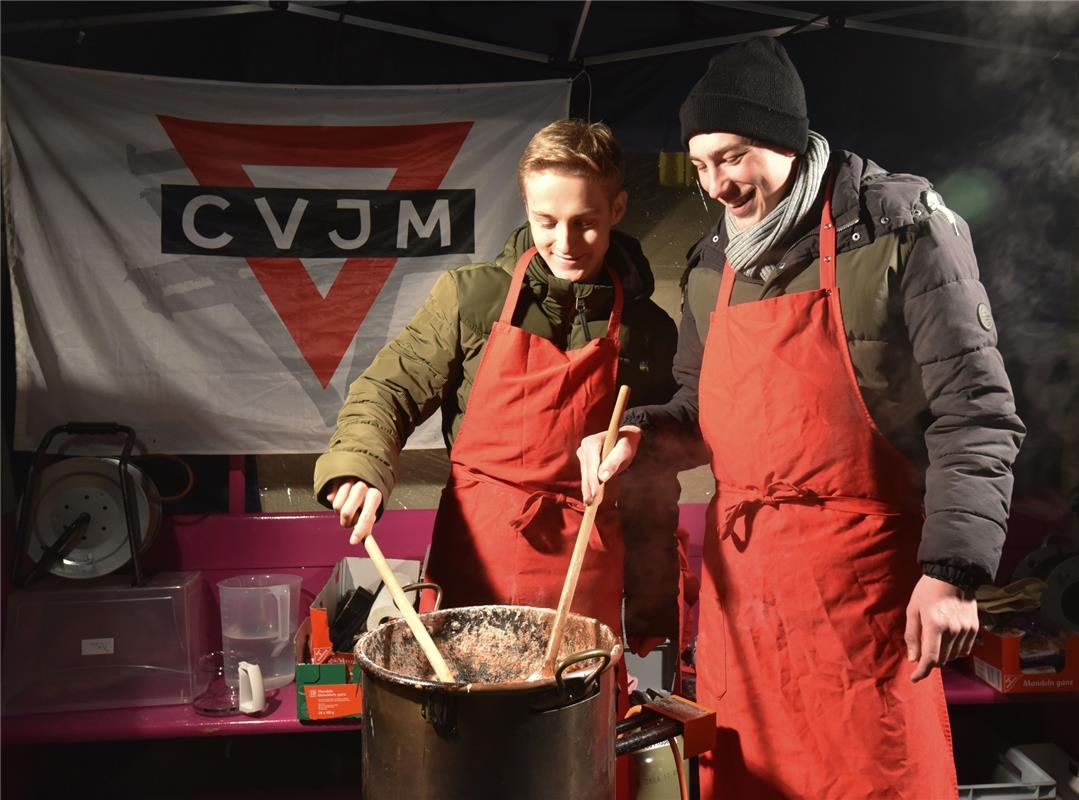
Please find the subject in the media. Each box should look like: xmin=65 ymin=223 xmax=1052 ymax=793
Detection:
xmin=614 ymin=710 xmax=682 ymax=758
xmin=401 ymin=581 xmax=442 ymax=612
xmin=555 ymin=648 xmax=611 ymax=695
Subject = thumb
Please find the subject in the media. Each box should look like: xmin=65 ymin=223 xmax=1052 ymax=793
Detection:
xmin=597 ymin=439 xmax=631 ymax=482
xmin=349 ymin=488 xmax=382 ymax=545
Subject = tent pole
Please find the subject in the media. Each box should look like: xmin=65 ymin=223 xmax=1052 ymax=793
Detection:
xmin=708 ymin=2 xmax=1077 ymax=62
xmin=283 ymin=4 xmax=552 ymax=64
xmin=583 ymin=25 xmax=805 ymax=66
xmin=2 ymin=3 xmax=273 ymax=34
xmin=568 ymin=0 xmax=593 ymax=64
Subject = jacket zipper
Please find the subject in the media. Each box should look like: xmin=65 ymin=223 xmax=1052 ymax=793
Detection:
xmin=772 ymin=216 xmax=858 ymax=272
xmin=752 ymin=216 xmax=860 ymax=295
xmin=577 ymin=297 xmax=591 ymax=342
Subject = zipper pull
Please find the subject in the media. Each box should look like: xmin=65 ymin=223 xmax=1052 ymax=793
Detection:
xmin=577 ymin=297 xmax=592 ymax=342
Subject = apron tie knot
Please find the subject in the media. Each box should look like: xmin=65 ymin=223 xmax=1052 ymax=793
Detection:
xmin=720 ymin=480 xmax=817 ymax=540
xmin=510 ymin=489 xmax=586 ymax=535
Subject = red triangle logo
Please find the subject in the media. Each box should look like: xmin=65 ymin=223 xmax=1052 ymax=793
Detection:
xmin=158 ymin=115 xmax=472 ymax=387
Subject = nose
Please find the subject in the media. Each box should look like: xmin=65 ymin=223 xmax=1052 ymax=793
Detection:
xmin=699 ymin=166 xmax=729 ymax=201
xmin=554 ymin=223 xmax=575 ymax=253
xmin=711 ymin=175 xmax=736 ymax=202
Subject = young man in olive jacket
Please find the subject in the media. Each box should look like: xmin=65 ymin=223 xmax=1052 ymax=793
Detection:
xmin=579 ymin=37 xmax=1025 ymax=799
xmin=315 ymin=119 xmax=683 ymax=654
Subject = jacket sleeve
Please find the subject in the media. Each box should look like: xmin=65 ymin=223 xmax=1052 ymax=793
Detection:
xmin=313 ymin=272 xmax=463 ymax=507
xmin=902 ymin=210 xmax=1026 ymax=584
xmin=623 ymin=274 xmax=710 ymax=472
xmin=616 ymin=303 xmax=683 ymax=645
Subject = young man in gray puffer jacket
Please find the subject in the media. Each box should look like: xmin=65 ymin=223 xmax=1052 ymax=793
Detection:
xmin=579 ymin=35 xmax=1025 ymax=800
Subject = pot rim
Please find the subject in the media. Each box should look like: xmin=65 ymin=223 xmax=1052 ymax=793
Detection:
xmin=354 ymin=604 xmax=623 ymax=694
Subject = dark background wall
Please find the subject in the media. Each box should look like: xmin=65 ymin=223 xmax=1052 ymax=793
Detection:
xmin=2 ymin=1 xmax=1077 ymax=510
xmin=0 ymin=6 xmax=1076 ymax=796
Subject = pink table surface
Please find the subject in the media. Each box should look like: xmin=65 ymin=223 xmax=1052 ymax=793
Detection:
xmin=1 ymin=683 xmax=359 ymax=745
xmin=2 ymin=508 xmax=428 ymax=746
xmin=2 ymin=667 xmax=1026 ymax=746
xmin=2 ymin=504 xmax=1057 ymax=746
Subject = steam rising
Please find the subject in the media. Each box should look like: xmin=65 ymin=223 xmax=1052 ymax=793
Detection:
xmin=938 ymin=2 xmax=1078 ymax=496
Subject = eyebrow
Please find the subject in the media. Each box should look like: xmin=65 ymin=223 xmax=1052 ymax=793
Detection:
xmin=691 ymin=143 xmax=750 ymax=162
xmin=532 ymin=210 xmax=600 ymax=219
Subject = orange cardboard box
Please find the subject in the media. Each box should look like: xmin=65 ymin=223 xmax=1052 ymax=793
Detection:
xmin=971 ymin=628 xmax=1079 ymax=694
xmin=293 ymin=556 xmax=423 ymax=721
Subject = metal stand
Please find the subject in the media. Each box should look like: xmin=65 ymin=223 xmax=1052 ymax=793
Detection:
xmin=12 ymin=422 xmax=146 ymax=587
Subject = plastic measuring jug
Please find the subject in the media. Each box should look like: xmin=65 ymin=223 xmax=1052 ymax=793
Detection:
xmin=218 ymin=574 xmax=302 ymax=691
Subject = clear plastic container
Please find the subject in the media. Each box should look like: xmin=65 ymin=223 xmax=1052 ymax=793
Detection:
xmin=958 ymin=745 xmax=1058 ymax=800
xmin=2 ymin=571 xmax=207 ymax=714
xmin=218 ymin=573 xmax=301 ymax=691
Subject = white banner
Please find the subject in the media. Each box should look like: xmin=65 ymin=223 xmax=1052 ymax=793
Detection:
xmin=2 ymin=57 xmax=569 ymax=453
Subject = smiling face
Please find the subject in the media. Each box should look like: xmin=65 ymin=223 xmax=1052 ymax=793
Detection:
xmin=688 ymin=132 xmax=798 ymax=229
xmin=522 ymin=169 xmax=627 ymax=282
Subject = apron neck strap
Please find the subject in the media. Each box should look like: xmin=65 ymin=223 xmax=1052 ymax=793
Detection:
xmin=500 ymin=246 xmax=624 ymax=342
xmin=605 ymin=263 xmax=623 ymax=342
xmin=818 ymin=169 xmax=838 ymax=290
xmin=717 ymin=166 xmax=840 ymax=305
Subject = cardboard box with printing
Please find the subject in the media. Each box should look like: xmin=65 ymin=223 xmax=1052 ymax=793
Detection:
xmin=294 ymin=556 xmax=422 ymax=721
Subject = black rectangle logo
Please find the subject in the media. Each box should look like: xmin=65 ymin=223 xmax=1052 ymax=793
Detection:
xmin=161 ymin=186 xmax=476 ymax=258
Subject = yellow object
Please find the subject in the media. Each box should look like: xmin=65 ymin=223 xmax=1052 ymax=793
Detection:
xmin=658 ymin=151 xmax=685 ymax=187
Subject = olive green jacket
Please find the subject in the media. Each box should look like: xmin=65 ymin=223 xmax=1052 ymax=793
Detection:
xmin=315 ymin=225 xmax=682 ymax=640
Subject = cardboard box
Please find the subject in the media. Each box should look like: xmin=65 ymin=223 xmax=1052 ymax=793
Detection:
xmin=971 ymin=627 xmax=1079 ymax=694
xmin=294 ymin=556 xmax=422 ymax=721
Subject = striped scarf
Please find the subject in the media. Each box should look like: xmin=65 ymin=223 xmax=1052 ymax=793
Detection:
xmin=724 ymin=131 xmax=830 ymax=281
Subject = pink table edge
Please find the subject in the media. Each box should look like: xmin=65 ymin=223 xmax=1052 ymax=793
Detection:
xmin=5 ymin=504 xmax=1068 ymax=746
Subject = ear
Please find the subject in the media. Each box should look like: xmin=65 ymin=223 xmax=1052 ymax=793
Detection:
xmin=610 ymin=190 xmax=628 ymax=225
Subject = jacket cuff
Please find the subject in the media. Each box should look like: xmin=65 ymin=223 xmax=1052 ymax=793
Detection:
xmin=621 ymin=406 xmax=652 ymax=431
xmin=921 ymin=561 xmax=988 ymax=592
xmin=312 ymin=451 xmax=393 ymax=510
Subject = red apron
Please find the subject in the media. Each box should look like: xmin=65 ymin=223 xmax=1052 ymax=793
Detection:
xmin=696 ymin=179 xmax=958 ymax=799
xmin=425 ymin=246 xmax=625 ymax=636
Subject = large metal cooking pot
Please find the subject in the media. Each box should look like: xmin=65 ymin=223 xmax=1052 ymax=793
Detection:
xmin=355 ymin=604 xmax=623 ymax=800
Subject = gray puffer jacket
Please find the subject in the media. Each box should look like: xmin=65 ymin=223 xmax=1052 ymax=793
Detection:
xmin=626 ymin=150 xmax=1026 ymax=587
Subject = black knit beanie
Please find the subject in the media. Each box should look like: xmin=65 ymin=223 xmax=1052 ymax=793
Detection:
xmin=679 ymin=36 xmax=808 ymax=154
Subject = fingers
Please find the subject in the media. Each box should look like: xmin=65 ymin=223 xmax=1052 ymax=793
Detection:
xmin=956 ymin=619 xmax=979 ymax=661
xmin=330 ymin=479 xmax=355 ymax=523
xmin=332 ymin=480 xmax=372 ymax=529
xmin=578 ymin=432 xmax=605 ymax=505
xmin=326 ymin=477 xmax=351 ymax=505
xmin=579 ymin=426 xmax=643 ymax=504
xmin=912 ymin=617 xmax=940 ymax=683
xmin=909 ymin=604 xmax=979 ymax=682
xmin=350 ymin=487 xmax=383 ymax=545
xmin=597 ymin=436 xmax=633 ymax=482
xmin=904 ymin=603 xmax=922 ymax=673
xmin=940 ymin=615 xmax=966 ymax=665
xmin=906 ymin=576 xmax=980 ymax=682
xmin=941 ymin=603 xmax=979 ymax=663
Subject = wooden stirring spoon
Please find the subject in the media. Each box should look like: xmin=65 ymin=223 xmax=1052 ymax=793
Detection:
xmin=536 ymin=384 xmax=631 ymax=679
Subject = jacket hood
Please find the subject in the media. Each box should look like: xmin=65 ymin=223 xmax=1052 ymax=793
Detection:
xmin=687 ymin=150 xmax=935 ymax=278
xmin=495 ymin=224 xmax=657 ymax=302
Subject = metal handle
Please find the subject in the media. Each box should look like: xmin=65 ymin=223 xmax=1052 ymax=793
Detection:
xmin=614 ymin=711 xmax=682 ymax=758
xmin=401 ymin=581 xmax=443 ymax=612
xmin=12 ymin=423 xmax=143 ymax=586
xmin=15 ymin=512 xmax=91 ymax=588
xmin=554 ymin=648 xmax=611 ymax=696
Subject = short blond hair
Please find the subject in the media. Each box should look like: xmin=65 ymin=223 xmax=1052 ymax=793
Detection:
xmin=517 ymin=119 xmax=624 ymax=197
